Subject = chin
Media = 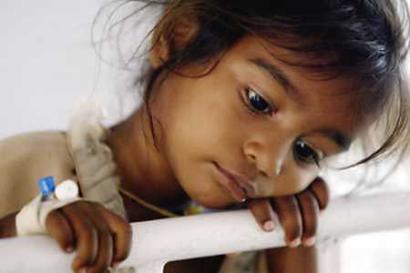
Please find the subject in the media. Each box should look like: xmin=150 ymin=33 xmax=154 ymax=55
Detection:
xmin=178 ymin=161 xmax=237 ymax=209
xmin=194 ymin=195 xmax=234 ymax=209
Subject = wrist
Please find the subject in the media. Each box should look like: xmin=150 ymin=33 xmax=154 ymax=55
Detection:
xmin=0 ymin=211 xmax=18 ymax=238
xmin=15 ymin=178 xmax=81 ymax=236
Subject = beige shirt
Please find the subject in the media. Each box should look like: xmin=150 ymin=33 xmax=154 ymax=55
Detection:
xmin=0 ymin=118 xmax=126 ymax=219
xmin=0 ymin=128 xmax=266 ymax=273
xmin=0 ymin=131 xmax=75 ymax=217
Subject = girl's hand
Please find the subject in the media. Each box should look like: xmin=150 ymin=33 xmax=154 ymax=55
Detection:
xmin=248 ymin=177 xmax=329 ymax=247
xmin=45 ymin=201 xmax=132 ymax=273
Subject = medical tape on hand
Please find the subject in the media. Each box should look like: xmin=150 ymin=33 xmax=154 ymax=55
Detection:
xmin=16 ymin=196 xmax=81 ymax=236
xmin=16 ymin=179 xmax=81 ymax=236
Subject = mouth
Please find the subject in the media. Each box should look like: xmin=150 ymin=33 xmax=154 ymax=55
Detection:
xmin=213 ymin=162 xmax=254 ymax=202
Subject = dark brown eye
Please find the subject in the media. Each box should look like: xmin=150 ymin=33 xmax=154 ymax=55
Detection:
xmin=293 ymin=139 xmax=322 ymax=167
xmin=246 ymin=88 xmax=272 ymax=114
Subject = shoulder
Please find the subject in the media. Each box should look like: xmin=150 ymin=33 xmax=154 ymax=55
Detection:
xmin=0 ymin=131 xmax=75 ymax=217
xmin=0 ymin=131 xmax=74 ymax=174
xmin=0 ymin=131 xmax=67 ymax=155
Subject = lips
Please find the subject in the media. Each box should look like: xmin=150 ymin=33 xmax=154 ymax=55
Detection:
xmin=213 ymin=162 xmax=254 ymax=202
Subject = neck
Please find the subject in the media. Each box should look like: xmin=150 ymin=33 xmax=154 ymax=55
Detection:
xmin=106 ymin=107 xmax=188 ymax=210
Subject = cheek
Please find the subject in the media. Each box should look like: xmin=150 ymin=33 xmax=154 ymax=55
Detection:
xmin=282 ymin=167 xmax=317 ymax=194
xmin=254 ymin=162 xmax=318 ymax=197
xmin=162 ymin=82 xmax=248 ymax=162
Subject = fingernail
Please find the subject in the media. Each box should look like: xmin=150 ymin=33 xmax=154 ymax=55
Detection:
xmin=65 ymin=246 xmax=73 ymax=253
xmin=79 ymin=267 xmax=88 ymax=273
xmin=304 ymin=237 xmax=316 ymax=247
xmin=263 ymin=220 xmax=275 ymax=231
xmin=289 ymin=238 xmax=301 ymax=248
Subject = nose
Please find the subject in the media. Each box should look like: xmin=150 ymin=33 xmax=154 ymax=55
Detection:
xmin=243 ymin=136 xmax=290 ymax=179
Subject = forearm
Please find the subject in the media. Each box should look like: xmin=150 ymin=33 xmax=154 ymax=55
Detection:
xmin=265 ymin=246 xmax=317 ymax=273
xmin=0 ymin=211 xmax=17 ymax=238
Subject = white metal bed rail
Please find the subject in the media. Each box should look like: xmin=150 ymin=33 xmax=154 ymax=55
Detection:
xmin=0 ymin=193 xmax=409 ymax=273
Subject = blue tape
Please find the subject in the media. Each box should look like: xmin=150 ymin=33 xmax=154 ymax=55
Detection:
xmin=38 ymin=176 xmax=55 ymax=199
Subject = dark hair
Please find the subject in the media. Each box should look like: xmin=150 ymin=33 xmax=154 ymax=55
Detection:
xmin=102 ymin=0 xmax=410 ymax=167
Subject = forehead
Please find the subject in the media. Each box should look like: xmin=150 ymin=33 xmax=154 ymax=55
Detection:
xmin=222 ymin=36 xmax=365 ymax=136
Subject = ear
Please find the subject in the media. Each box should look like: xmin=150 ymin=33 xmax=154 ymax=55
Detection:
xmin=149 ymin=15 xmax=199 ymax=68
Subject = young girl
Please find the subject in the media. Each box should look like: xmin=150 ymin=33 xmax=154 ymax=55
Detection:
xmin=0 ymin=1 xmax=409 ymax=273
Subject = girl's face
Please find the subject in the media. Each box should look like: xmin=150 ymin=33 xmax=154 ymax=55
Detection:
xmin=150 ymin=36 xmax=362 ymax=208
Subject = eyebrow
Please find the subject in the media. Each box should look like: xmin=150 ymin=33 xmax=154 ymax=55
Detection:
xmin=249 ymin=58 xmax=351 ymax=151
xmin=311 ymin=128 xmax=352 ymax=151
xmin=248 ymin=58 xmax=303 ymax=103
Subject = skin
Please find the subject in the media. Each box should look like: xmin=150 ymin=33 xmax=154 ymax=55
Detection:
xmin=142 ymin=36 xmax=359 ymax=208
xmin=0 ymin=35 xmax=363 ymax=273
xmin=46 ymin=202 xmax=132 ymax=273
xmin=105 ymin=36 xmax=359 ymax=272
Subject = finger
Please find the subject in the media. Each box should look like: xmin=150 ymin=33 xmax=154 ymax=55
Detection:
xmin=61 ymin=202 xmax=98 ymax=272
xmin=308 ymin=177 xmax=329 ymax=210
xmin=248 ymin=199 xmax=278 ymax=232
xmin=96 ymin=203 xmax=132 ymax=265
xmin=46 ymin=209 xmax=75 ymax=253
xmin=296 ymin=191 xmax=319 ymax=246
xmin=271 ymin=196 xmax=302 ymax=247
xmin=83 ymin=203 xmax=114 ymax=273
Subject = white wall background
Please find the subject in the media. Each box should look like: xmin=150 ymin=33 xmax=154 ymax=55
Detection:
xmin=1 ymin=1 xmax=410 ymax=272
xmin=0 ymin=0 xmax=141 ymax=139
